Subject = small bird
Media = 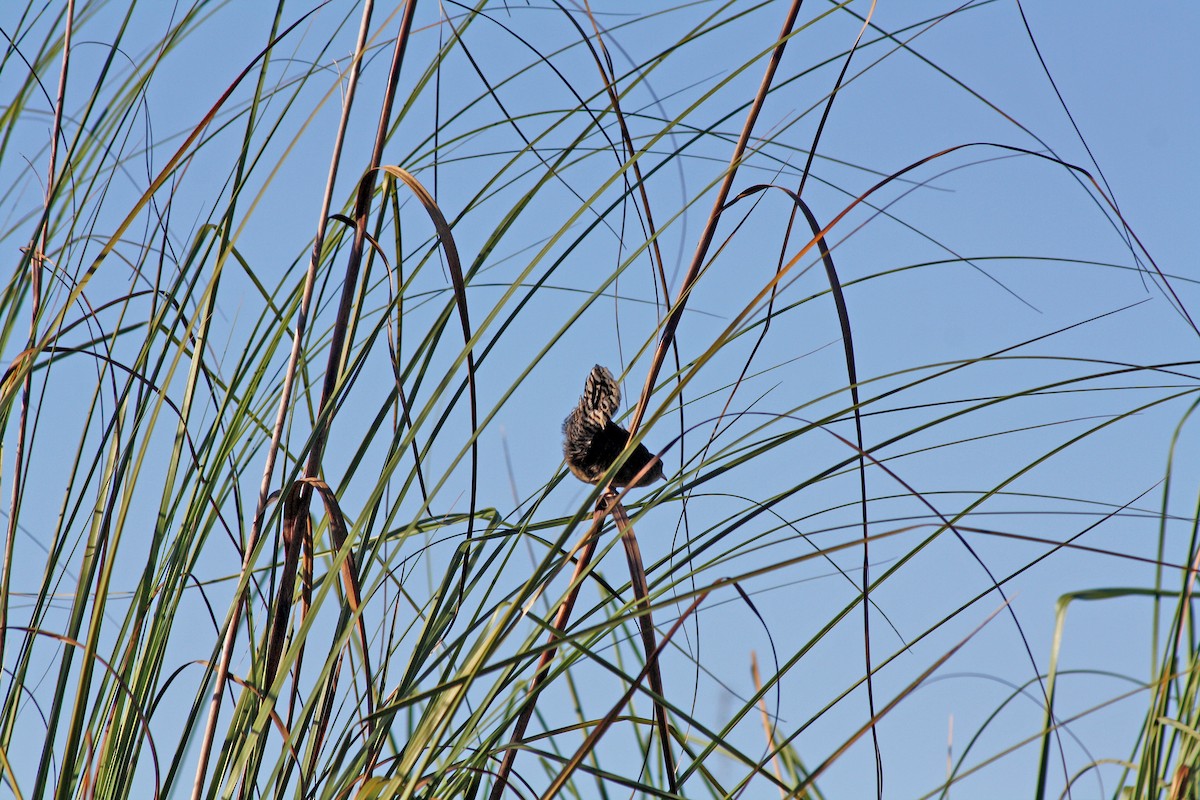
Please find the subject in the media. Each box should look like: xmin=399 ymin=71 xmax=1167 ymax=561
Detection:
xmin=563 ymin=365 xmax=664 ymax=488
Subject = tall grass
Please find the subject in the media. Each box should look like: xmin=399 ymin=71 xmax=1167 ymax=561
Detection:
xmin=0 ymin=2 xmax=1195 ymax=798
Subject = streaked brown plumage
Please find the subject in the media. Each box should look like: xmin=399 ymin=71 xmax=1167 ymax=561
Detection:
xmin=562 ymin=365 xmax=664 ymax=488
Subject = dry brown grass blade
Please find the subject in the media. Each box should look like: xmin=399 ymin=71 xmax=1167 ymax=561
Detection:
xmin=221 ymin=672 xmax=305 ymax=788
xmin=492 ymin=466 xmax=676 ymax=798
xmin=263 ymin=483 xmax=308 ymax=692
xmin=610 ymin=498 xmax=677 ymax=792
xmin=300 ymin=478 xmax=375 ymax=726
xmin=751 ymin=652 xmax=787 ymax=799
xmin=625 ymin=0 xmax=804 ymax=440
xmin=488 ymin=499 xmax=611 ymax=800
xmin=0 ymin=349 xmax=37 ymax=404
xmin=539 ymin=585 xmax=712 ymax=800
xmin=288 ymin=510 xmax=315 ymax=730
xmin=1169 ymin=764 xmax=1193 ymax=800
xmin=262 ymin=478 xmax=376 ymax=782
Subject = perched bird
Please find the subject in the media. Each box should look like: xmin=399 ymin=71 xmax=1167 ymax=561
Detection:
xmin=563 ymin=365 xmax=664 ymax=488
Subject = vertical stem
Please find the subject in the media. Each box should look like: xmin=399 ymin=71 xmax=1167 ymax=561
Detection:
xmin=488 ymin=499 xmax=610 ymax=800
xmin=189 ymin=4 xmax=381 ymax=796
xmin=625 ymin=0 xmax=804 ymax=439
xmin=303 ymin=0 xmax=419 ymax=481
xmin=1 ymin=0 xmax=73 ymax=669
xmin=612 ymin=500 xmax=677 ymax=791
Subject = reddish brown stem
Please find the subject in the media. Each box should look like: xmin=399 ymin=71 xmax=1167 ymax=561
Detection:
xmin=488 ymin=498 xmax=611 ymax=800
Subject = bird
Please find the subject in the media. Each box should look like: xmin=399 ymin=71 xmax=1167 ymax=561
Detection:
xmin=562 ymin=365 xmax=664 ymax=488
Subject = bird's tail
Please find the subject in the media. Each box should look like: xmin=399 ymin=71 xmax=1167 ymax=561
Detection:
xmin=580 ymin=364 xmax=621 ymax=424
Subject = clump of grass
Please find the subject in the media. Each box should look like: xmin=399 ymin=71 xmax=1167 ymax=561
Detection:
xmin=0 ymin=3 xmax=1193 ymax=799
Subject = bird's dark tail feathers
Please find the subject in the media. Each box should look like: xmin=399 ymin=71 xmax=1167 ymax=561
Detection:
xmin=579 ymin=364 xmax=620 ymax=426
